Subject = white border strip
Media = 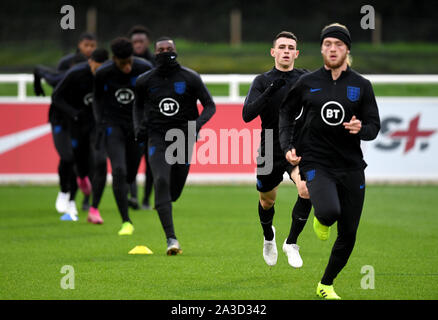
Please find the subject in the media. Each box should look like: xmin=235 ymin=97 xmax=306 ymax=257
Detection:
xmin=1 ymin=173 xmax=437 ymax=185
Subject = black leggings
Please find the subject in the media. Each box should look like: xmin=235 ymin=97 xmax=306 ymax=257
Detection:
xmin=105 ymin=125 xmax=145 ymax=222
xmin=304 ymin=167 xmax=365 ymax=285
xmin=89 ymin=127 xmax=108 ymax=209
xmin=143 ymin=139 xmax=154 ymax=205
xmin=51 ymin=122 xmax=77 ymax=200
xmin=147 ymin=132 xmax=192 ymax=239
xmin=70 ymin=124 xmax=107 ymax=208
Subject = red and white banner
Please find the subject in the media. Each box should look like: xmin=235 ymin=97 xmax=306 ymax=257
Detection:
xmin=1 ymin=97 xmax=437 ymax=183
xmin=0 ymin=101 xmax=261 ymax=183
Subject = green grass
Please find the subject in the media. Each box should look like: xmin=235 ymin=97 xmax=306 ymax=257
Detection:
xmin=0 ymin=184 xmax=437 ymax=300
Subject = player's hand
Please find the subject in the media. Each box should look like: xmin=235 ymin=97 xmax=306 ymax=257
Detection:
xmin=285 ymin=149 xmax=301 ymax=166
xmin=266 ymin=78 xmax=286 ymax=96
xmin=291 ymin=166 xmax=309 ymax=199
xmin=33 ymin=69 xmax=45 ymax=97
xmin=343 ymin=115 xmax=362 ymax=134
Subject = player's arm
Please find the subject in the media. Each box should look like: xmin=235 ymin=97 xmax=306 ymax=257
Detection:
xmin=193 ymin=75 xmax=216 ymax=133
xmin=279 ymin=79 xmax=304 ymax=163
xmin=33 ymin=65 xmax=65 ymax=95
xmin=133 ymin=76 xmax=151 ymax=140
xmin=92 ymin=69 xmax=105 ymax=124
xmin=242 ymin=76 xmax=285 ymax=123
xmin=57 ymin=54 xmax=72 ymax=72
xmin=52 ymin=71 xmax=80 ymax=120
xmin=357 ymin=80 xmax=381 ymax=140
xmin=133 ymin=74 xmax=157 ymax=141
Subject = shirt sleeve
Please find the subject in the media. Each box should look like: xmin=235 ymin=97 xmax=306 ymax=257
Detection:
xmin=92 ymin=70 xmax=105 ymax=124
xmin=133 ymin=75 xmax=149 ymax=131
xmin=242 ymin=75 xmax=270 ymax=123
xmin=358 ymin=80 xmax=381 ymax=141
xmin=193 ymin=74 xmax=216 ymax=132
xmin=57 ymin=55 xmax=72 ymax=72
xmin=51 ymin=71 xmax=79 ymax=119
xmin=279 ymin=79 xmax=304 ymax=154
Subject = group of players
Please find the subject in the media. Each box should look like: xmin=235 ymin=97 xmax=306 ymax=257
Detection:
xmin=244 ymin=23 xmax=380 ymax=299
xmin=36 ymin=22 xmax=380 ymax=299
xmin=35 ymin=25 xmax=216 ymax=255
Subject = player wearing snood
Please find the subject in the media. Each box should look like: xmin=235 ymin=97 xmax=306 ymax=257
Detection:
xmin=134 ymin=37 xmax=216 ymax=255
xmin=279 ymin=23 xmax=380 ymax=299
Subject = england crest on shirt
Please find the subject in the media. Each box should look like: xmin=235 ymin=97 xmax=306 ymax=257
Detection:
xmin=174 ymin=81 xmax=186 ymax=94
xmin=347 ymin=86 xmax=360 ymax=102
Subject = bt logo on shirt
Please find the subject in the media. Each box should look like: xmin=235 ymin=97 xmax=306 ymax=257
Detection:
xmin=159 ymin=97 xmax=180 ymax=116
xmin=115 ymin=88 xmax=135 ymax=105
xmin=321 ymin=101 xmax=345 ymax=126
xmin=83 ymin=92 xmax=93 ymax=107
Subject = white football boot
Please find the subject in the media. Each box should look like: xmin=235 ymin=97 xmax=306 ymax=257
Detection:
xmin=62 ymin=200 xmax=79 ymax=221
xmin=263 ymin=226 xmax=278 ymax=266
xmin=55 ymin=191 xmax=70 ymax=214
xmin=282 ymin=240 xmax=303 ymax=268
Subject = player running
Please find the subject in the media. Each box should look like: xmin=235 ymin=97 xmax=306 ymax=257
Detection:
xmin=128 ymin=25 xmax=155 ymax=210
xmin=243 ymin=31 xmax=312 ymax=268
xmin=128 ymin=25 xmax=156 ymax=66
xmin=93 ymin=38 xmax=153 ymax=235
xmin=279 ymin=23 xmax=380 ymax=299
xmin=134 ymin=37 xmax=216 ymax=255
xmin=34 ymin=32 xmax=97 ymax=217
xmin=52 ymin=48 xmax=109 ymax=224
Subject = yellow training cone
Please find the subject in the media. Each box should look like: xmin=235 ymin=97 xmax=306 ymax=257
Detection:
xmin=129 ymin=245 xmax=153 ymax=255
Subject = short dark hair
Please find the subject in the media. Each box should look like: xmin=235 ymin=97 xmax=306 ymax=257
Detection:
xmin=91 ymin=48 xmax=109 ymax=63
xmin=155 ymin=36 xmax=174 ymax=48
xmin=110 ymin=37 xmax=133 ymax=59
xmin=128 ymin=25 xmax=151 ymax=38
xmin=78 ymin=32 xmax=97 ymax=43
xmin=273 ymin=31 xmax=297 ymax=47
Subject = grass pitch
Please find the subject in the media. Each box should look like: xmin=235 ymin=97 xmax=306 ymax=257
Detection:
xmin=0 ymin=184 xmax=437 ymax=300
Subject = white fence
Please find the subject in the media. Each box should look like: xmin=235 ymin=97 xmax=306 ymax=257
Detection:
xmin=1 ymin=73 xmax=438 ymax=102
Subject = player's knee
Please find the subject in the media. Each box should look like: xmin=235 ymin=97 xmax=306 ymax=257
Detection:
xmin=260 ymin=198 xmax=274 ymax=210
xmin=315 ymin=206 xmax=341 ymax=226
xmin=154 ymin=175 xmax=169 ymax=192
xmin=95 ymin=162 xmax=107 ymax=175
xmin=94 ymin=156 xmax=107 ymax=169
xmin=171 ymin=190 xmax=180 ymax=202
xmin=293 ymin=197 xmax=312 ymax=219
xmin=297 ymin=182 xmax=310 ymax=199
xmin=338 ymin=227 xmax=358 ymax=244
xmin=112 ymin=166 xmax=126 ymax=182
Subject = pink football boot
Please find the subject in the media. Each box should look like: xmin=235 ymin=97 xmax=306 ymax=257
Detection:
xmin=87 ymin=207 xmax=104 ymax=224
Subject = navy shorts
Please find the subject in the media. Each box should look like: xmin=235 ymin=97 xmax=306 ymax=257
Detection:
xmin=256 ymin=158 xmax=294 ymax=192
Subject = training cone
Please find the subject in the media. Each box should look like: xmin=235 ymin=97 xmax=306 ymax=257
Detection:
xmin=128 ymin=245 xmax=153 ymax=255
